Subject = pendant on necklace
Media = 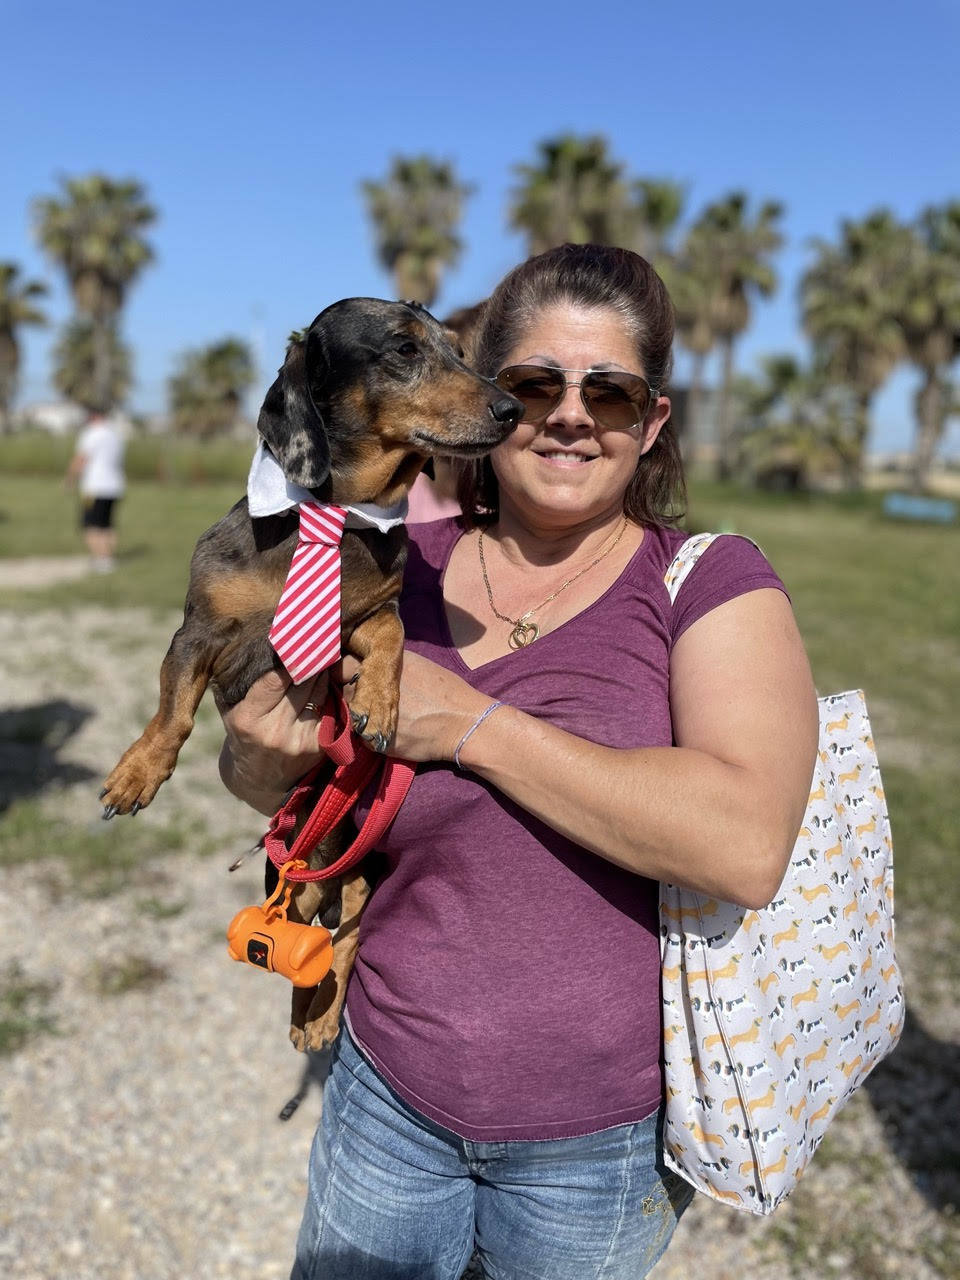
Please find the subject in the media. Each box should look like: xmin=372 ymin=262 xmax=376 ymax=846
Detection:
xmin=508 ymin=618 xmax=539 ymax=649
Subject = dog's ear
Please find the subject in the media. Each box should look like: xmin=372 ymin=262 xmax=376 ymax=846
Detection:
xmin=256 ymin=330 xmax=331 ymax=490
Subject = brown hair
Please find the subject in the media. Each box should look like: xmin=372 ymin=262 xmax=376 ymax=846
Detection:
xmin=457 ymin=243 xmax=686 ymax=528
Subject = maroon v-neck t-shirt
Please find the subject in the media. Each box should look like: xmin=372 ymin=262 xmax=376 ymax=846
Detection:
xmin=345 ymin=519 xmax=786 ymax=1141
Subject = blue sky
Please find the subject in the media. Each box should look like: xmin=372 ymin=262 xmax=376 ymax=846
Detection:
xmin=3 ymin=0 xmax=959 ymax=455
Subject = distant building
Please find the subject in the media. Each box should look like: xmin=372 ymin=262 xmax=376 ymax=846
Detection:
xmin=15 ymin=401 xmax=136 ymax=438
xmin=14 ymin=401 xmax=86 ymax=435
xmin=139 ymin=412 xmax=172 ymax=435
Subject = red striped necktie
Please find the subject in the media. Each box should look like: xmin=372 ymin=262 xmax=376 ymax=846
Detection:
xmin=269 ymin=502 xmax=348 ymax=684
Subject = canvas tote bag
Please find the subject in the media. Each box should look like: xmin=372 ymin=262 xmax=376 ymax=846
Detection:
xmin=659 ymin=533 xmax=904 ymax=1215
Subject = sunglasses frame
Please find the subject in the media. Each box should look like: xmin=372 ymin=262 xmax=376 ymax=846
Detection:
xmin=495 ymin=364 xmax=660 ymax=431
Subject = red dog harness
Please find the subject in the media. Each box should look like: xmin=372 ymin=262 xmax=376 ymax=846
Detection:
xmin=226 ymin=689 xmax=415 ymax=985
xmin=263 ymin=688 xmax=416 ymax=882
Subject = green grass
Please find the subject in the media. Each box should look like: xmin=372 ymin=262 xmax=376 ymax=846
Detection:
xmin=137 ymin=895 xmax=188 ymax=920
xmin=0 ymin=963 xmax=57 ymax=1056
xmin=0 ymin=474 xmax=243 ymax=612
xmin=90 ymin=953 xmax=169 ymax=996
xmin=0 ymin=795 xmax=217 ymax=896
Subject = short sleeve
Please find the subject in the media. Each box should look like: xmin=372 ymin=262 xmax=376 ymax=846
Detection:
xmin=670 ymin=534 xmax=789 ymax=644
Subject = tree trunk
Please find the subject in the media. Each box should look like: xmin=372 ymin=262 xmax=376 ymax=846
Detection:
xmin=394 ymin=255 xmax=438 ymax=308
xmin=714 ymin=336 xmax=736 ymax=481
xmin=92 ymin=319 xmax=113 ymax=412
xmin=682 ymin=351 xmax=706 ymax=462
xmin=910 ymin=369 xmax=944 ymax=494
xmin=843 ymin=394 xmax=871 ymax=491
xmin=0 ymin=330 xmax=18 ymax=434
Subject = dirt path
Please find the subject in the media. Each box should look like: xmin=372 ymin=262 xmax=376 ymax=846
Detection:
xmin=0 ymin=555 xmax=95 ymax=589
xmin=0 ymin=604 xmax=956 ymax=1279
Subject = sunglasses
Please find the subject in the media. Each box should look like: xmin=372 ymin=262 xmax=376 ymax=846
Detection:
xmin=495 ymin=365 xmax=658 ymax=431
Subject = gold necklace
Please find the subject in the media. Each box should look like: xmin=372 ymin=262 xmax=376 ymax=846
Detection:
xmin=478 ymin=519 xmax=628 ymax=649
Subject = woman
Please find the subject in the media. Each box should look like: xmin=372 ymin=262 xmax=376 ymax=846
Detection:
xmin=220 ymin=244 xmax=819 ymax=1279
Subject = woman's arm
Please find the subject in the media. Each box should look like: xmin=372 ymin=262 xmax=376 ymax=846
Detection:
xmin=386 ymin=588 xmax=819 ymax=910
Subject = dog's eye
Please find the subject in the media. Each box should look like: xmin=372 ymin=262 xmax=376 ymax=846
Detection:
xmin=396 ymin=341 xmax=420 ymax=359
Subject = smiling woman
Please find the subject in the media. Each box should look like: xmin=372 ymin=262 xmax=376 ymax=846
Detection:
xmin=460 ymin=245 xmax=681 ymax=534
xmin=219 ymin=243 xmax=820 ymax=1280
xmin=475 ymin=302 xmax=669 ymax=539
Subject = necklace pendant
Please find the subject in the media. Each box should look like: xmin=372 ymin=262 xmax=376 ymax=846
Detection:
xmin=508 ymin=619 xmax=539 ymax=649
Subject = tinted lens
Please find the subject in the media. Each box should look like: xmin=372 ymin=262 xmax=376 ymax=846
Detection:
xmin=581 ymin=371 xmax=652 ymax=429
xmin=495 ymin=365 xmax=565 ymax=422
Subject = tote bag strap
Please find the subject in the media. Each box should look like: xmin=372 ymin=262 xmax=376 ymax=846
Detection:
xmin=663 ymin=532 xmax=763 ymax=604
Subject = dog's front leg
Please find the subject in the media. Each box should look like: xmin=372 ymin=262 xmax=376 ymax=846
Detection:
xmin=101 ymin=620 xmax=228 ymax=816
xmin=343 ymin=606 xmax=404 ymax=753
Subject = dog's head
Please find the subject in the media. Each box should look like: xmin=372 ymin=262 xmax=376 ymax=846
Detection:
xmin=257 ymin=298 xmax=521 ymax=506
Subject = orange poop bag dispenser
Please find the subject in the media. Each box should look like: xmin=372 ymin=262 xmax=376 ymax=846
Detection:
xmin=226 ymin=860 xmax=334 ymax=988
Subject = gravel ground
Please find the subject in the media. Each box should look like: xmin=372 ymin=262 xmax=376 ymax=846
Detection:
xmin=1 ymin=597 xmax=957 ymax=1280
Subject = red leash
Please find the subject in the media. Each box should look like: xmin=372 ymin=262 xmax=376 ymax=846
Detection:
xmin=263 ymin=689 xmax=415 ymax=882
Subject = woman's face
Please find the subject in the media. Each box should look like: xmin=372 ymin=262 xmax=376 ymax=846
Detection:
xmin=490 ymin=303 xmax=671 ymax=530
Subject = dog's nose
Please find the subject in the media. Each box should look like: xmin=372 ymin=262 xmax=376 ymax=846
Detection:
xmin=489 ymin=394 xmax=523 ymax=426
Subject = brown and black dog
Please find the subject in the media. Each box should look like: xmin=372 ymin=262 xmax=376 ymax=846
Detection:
xmin=100 ymin=297 xmax=520 ymax=1048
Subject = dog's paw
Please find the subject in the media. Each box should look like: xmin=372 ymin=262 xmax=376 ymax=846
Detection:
xmin=303 ymin=1011 xmax=342 ymax=1052
xmin=100 ymin=740 xmax=175 ymax=817
xmin=347 ymin=684 xmax=398 ymax=755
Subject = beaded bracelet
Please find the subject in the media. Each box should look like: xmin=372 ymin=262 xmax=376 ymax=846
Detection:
xmin=453 ymin=701 xmax=505 ymax=770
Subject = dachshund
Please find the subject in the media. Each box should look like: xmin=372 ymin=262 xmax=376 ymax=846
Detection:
xmin=100 ymin=297 xmax=521 ymax=1049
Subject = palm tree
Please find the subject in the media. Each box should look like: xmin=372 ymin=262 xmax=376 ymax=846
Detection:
xmin=362 ymin=156 xmax=473 ymax=308
xmin=734 ymin=353 xmax=865 ymax=489
xmin=33 ymin=174 xmax=156 ymax=411
xmin=684 ymin=193 xmax=784 ymax=479
xmin=896 ymin=202 xmax=960 ymax=491
xmin=168 ymin=338 xmax=255 ymax=437
xmin=800 ymin=210 xmax=910 ymax=489
xmin=52 ymin=318 xmax=132 ymax=411
xmin=660 ymin=238 xmax=717 ymax=459
xmin=0 ymin=262 xmax=48 ymax=433
xmin=631 ymin=178 xmax=686 ymax=263
xmin=509 ymin=135 xmax=637 ymax=255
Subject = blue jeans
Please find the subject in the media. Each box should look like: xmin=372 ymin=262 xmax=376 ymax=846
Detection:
xmin=291 ymin=1029 xmax=693 ymax=1280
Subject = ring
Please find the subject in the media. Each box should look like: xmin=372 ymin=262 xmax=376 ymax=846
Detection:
xmin=303 ymin=701 xmax=321 ymax=714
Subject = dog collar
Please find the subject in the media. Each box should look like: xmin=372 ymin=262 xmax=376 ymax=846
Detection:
xmin=246 ymin=441 xmax=408 ymax=532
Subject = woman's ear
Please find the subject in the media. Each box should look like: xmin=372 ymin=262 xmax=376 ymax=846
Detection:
xmin=640 ymin=394 xmax=672 ymax=455
xmin=255 ymin=330 xmax=331 ymax=490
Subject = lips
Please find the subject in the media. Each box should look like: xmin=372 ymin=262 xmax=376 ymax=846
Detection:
xmin=533 ymin=449 xmax=597 ymax=463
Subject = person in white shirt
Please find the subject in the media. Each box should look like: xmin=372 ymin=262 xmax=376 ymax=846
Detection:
xmin=65 ymin=412 xmax=126 ymax=571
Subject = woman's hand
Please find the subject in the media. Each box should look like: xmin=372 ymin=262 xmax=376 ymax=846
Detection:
xmin=219 ymin=653 xmax=491 ymax=813
xmin=342 ymin=651 xmax=492 ymax=764
xmin=218 ymin=669 xmax=328 ymax=814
